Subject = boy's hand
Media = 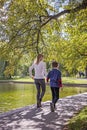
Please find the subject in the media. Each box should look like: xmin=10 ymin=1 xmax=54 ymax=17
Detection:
xmin=46 ymin=78 xmax=49 ymax=83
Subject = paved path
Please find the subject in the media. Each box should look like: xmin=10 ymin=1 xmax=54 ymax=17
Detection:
xmin=0 ymin=93 xmax=87 ymax=130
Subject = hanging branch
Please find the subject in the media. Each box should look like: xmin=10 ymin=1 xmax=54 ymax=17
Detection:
xmin=41 ymin=0 xmax=87 ymax=27
xmin=36 ymin=29 xmax=40 ymax=54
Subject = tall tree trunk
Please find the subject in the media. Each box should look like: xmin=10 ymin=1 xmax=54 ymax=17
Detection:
xmin=85 ymin=65 xmax=87 ymax=78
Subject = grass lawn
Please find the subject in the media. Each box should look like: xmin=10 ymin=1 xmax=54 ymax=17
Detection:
xmin=66 ymin=107 xmax=87 ymax=130
xmin=62 ymin=77 xmax=87 ymax=84
xmin=0 ymin=76 xmax=87 ymax=84
xmin=7 ymin=76 xmax=87 ymax=84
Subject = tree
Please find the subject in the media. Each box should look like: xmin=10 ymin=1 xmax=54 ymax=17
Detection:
xmin=62 ymin=8 xmax=87 ymax=77
xmin=0 ymin=0 xmax=87 ymax=76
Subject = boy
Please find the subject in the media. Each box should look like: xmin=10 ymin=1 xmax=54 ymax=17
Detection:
xmin=47 ymin=61 xmax=62 ymax=112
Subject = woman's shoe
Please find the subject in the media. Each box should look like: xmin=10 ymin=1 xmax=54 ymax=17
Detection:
xmin=37 ymin=99 xmax=42 ymax=108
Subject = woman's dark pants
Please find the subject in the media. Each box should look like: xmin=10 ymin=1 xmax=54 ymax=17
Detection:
xmin=35 ymin=79 xmax=46 ymax=106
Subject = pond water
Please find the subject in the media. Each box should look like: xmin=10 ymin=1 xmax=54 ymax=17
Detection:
xmin=0 ymin=82 xmax=87 ymax=114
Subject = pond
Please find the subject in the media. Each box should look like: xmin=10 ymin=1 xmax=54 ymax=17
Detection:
xmin=0 ymin=82 xmax=87 ymax=114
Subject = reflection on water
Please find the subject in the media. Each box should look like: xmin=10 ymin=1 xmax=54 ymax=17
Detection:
xmin=0 ymin=83 xmax=87 ymax=114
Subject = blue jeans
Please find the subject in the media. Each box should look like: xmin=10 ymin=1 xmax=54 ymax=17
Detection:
xmin=34 ymin=79 xmax=46 ymax=102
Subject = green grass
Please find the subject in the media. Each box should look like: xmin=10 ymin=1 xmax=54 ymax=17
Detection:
xmin=0 ymin=76 xmax=34 ymax=82
xmin=62 ymin=77 xmax=87 ymax=84
xmin=0 ymin=76 xmax=87 ymax=84
xmin=14 ymin=76 xmax=87 ymax=84
xmin=14 ymin=77 xmax=33 ymax=82
xmin=67 ymin=107 xmax=87 ymax=130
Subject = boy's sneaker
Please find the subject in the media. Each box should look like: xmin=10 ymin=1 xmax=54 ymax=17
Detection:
xmin=54 ymin=104 xmax=57 ymax=110
xmin=50 ymin=103 xmax=54 ymax=112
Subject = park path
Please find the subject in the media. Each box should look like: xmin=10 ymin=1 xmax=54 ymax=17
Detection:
xmin=0 ymin=92 xmax=87 ymax=130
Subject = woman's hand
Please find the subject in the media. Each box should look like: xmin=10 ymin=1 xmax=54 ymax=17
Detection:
xmin=32 ymin=76 xmax=34 ymax=79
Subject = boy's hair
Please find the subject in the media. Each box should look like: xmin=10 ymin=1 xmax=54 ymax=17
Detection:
xmin=52 ymin=61 xmax=58 ymax=68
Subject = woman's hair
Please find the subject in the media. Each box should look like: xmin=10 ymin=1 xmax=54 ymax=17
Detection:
xmin=35 ymin=54 xmax=43 ymax=64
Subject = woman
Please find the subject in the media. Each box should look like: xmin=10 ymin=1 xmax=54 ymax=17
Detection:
xmin=29 ymin=54 xmax=47 ymax=108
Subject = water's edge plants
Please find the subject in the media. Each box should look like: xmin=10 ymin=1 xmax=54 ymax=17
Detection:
xmin=64 ymin=107 xmax=87 ymax=130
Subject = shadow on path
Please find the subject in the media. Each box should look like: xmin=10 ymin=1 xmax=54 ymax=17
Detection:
xmin=0 ymin=104 xmax=62 ymax=130
xmin=0 ymin=93 xmax=87 ymax=130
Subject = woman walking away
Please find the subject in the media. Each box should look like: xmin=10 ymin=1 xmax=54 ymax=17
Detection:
xmin=29 ymin=54 xmax=47 ymax=108
xmin=47 ymin=61 xmax=62 ymax=112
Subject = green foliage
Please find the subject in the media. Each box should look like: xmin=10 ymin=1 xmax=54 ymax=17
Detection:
xmin=68 ymin=107 xmax=87 ymax=130
xmin=0 ymin=60 xmax=5 ymax=77
xmin=0 ymin=0 xmax=87 ymax=76
xmin=5 ymin=0 xmax=48 ymax=52
xmin=0 ymin=0 xmax=6 ymax=8
xmin=62 ymin=8 xmax=87 ymax=73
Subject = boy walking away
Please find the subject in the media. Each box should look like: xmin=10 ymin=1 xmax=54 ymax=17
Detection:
xmin=47 ymin=61 xmax=62 ymax=112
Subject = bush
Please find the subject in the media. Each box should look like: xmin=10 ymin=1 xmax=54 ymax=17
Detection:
xmin=67 ymin=107 xmax=87 ymax=130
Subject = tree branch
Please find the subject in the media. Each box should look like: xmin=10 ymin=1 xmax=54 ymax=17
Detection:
xmin=41 ymin=0 xmax=87 ymax=27
xmin=36 ymin=29 xmax=40 ymax=54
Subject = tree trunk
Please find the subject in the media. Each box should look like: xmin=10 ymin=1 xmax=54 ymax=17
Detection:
xmin=85 ymin=65 xmax=87 ymax=78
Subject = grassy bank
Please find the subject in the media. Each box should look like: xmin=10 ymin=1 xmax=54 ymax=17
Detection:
xmin=62 ymin=77 xmax=87 ymax=84
xmin=15 ymin=77 xmax=87 ymax=84
xmin=0 ymin=76 xmax=87 ymax=84
xmin=16 ymin=77 xmax=87 ymax=84
xmin=66 ymin=107 xmax=87 ymax=130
